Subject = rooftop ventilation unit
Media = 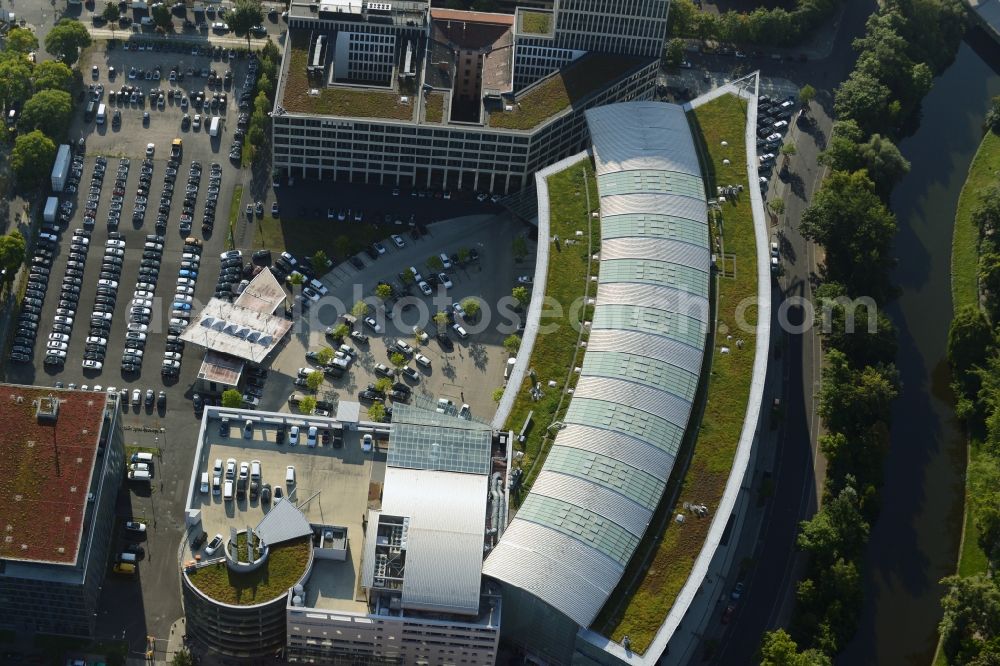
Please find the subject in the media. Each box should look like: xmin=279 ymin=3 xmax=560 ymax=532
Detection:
xmin=35 ymin=395 xmax=59 ymax=423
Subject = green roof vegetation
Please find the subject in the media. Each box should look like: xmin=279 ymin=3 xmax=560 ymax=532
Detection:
xmin=520 ymin=10 xmax=552 ymax=35
xmin=282 ymin=36 xmax=413 ymax=120
xmin=425 ymin=92 xmax=445 ymax=123
xmin=488 ymin=54 xmax=647 ymax=130
xmin=595 ymin=94 xmax=758 ymax=653
xmin=503 ymin=158 xmax=600 ymax=506
xmin=186 ymin=538 xmax=310 ymax=606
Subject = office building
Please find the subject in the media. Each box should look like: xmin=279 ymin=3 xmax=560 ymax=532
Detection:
xmin=0 ymin=385 xmax=124 ymax=637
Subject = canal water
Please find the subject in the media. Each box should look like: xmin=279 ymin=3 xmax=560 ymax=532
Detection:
xmin=837 ymin=32 xmax=1000 ymax=666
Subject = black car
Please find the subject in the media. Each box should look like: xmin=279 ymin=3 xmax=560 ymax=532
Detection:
xmin=437 ymin=331 xmax=454 ymax=351
xmin=350 ymin=256 xmax=365 ymax=270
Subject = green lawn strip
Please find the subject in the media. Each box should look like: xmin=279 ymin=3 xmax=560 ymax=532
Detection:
xmin=959 ymin=440 xmax=989 ymax=576
xmin=283 ymin=35 xmax=412 ymax=120
xmin=520 ymin=10 xmax=552 ymax=34
xmin=488 ymin=54 xmax=646 ymax=130
xmin=228 ymin=184 xmax=243 ymax=251
xmin=598 ymin=94 xmax=757 ymax=653
xmin=951 ymin=131 xmax=1000 ymax=310
xmin=252 ymin=214 xmax=399 ymax=264
xmin=425 ymin=92 xmax=445 ymax=123
xmin=503 ymin=160 xmax=598 ymax=505
xmin=187 ymin=537 xmax=310 ymax=605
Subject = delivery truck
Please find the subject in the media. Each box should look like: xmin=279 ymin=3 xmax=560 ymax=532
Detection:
xmin=43 ymin=197 xmax=58 ymax=223
xmin=50 ymin=144 xmax=71 ymax=193
xmin=209 ymin=116 xmax=220 ymax=137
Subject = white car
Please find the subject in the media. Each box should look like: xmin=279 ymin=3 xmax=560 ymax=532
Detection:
xmin=105 ymin=248 xmax=124 ymax=257
xmin=71 ymin=236 xmax=89 ymax=245
xmin=220 ymin=250 xmax=242 ymax=261
xmin=48 ymin=333 xmax=70 ymax=342
xmin=173 ymin=294 xmax=193 ymax=303
xmin=414 ymin=353 xmax=431 ymax=367
xmin=163 ymin=351 xmax=182 ymax=361
xmin=131 ymin=298 xmax=152 ymax=308
xmin=418 ymin=280 xmax=432 ymax=296
xmin=132 ymin=389 xmax=141 ymax=404
xmin=128 ymin=322 xmax=148 ymax=333
xmin=437 ymin=273 xmax=453 ymax=289
xmin=145 ymin=143 xmax=155 ymax=156
xmin=169 ymin=318 xmax=188 ymax=328
xmin=175 ymin=285 xmax=194 ymax=295
xmin=47 ymin=341 xmax=68 ymax=351
xmin=181 ymin=253 xmax=200 ymax=263
xmin=204 ymin=533 xmax=224 ymax=557
xmin=289 ymin=425 xmax=300 ymax=445
xmin=126 ymin=331 xmax=147 ymax=342
xmin=86 ymin=336 xmax=108 ymax=345
xmin=162 ymin=359 xmax=181 ymax=370
xmin=177 ymin=277 xmax=195 ymax=287
xmin=98 ymin=279 xmax=118 ymax=288
xmin=391 ymin=234 xmax=406 ymax=248
xmin=106 ymin=239 xmax=126 ymax=248
xmin=54 ymin=315 xmax=74 ymax=325
xmin=238 ymin=461 xmax=249 ymax=480
xmin=307 ymin=426 xmax=318 ymax=447
xmin=144 ymin=242 xmax=163 ymax=251
xmin=225 ymin=458 xmax=236 ymax=479
xmin=364 ymin=316 xmax=382 ymax=333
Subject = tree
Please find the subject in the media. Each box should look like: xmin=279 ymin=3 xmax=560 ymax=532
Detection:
xmin=512 ymin=286 xmax=530 ymax=309
xmin=457 ymin=247 xmax=471 ymax=264
xmin=512 ymin=236 xmax=528 ymax=261
xmin=0 ymin=57 xmax=34 ymax=111
xmin=947 ymin=304 xmax=992 ymax=398
xmin=0 ymin=231 xmax=25 ymax=281
xmin=298 ymin=395 xmax=317 ymax=414
xmin=968 ymin=455 xmax=1000 ymax=563
xmin=503 ymin=334 xmax=521 ymax=355
xmin=221 ymin=389 xmax=243 ymax=408
xmin=413 ymin=328 xmax=426 ymax=346
xmin=19 ymin=89 xmax=72 ymax=141
xmin=819 ymin=120 xmax=865 ymax=172
xmin=102 ymin=2 xmax=121 ymax=25
xmin=374 ymin=283 xmax=392 ymax=302
xmin=434 ymin=311 xmax=449 ymax=329
xmin=987 ymin=95 xmax=1000 ymax=134
xmin=306 ymin=370 xmax=324 ymax=391
xmin=799 ymin=170 xmax=897 ymax=300
xmin=980 ymin=253 xmax=1000 ymax=322
xmin=31 ymin=60 xmax=73 ymax=93
xmin=288 ymin=271 xmax=304 ymax=290
xmin=817 ymin=350 xmax=899 ymax=438
xmin=768 ymin=197 xmax=785 ymax=216
xmin=390 ymin=352 xmax=407 ymax=370
xmin=170 ymin=649 xmax=193 ymax=666
xmin=814 ymin=282 xmax=897 ymax=368
xmin=665 ymin=37 xmax=685 ymax=65
xmin=426 ymin=255 xmax=444 ymax=272
xmin=11 ymin=130 xmax=55 ymax=190
xmin=492 ymin=387 xmax=505 ymax=403
xmin=780 ymin=142 xmax=797 ymax=157
xmin=797 ymin=481 xmax=869 ymax=567
xmin=798 ymin=84 xmax=817 ymax=108
xmin=44 ymin=19 xmax=92 ymax=66
xmin=834 ymin=69 xmax=892 ymax=135
xmin=311 ymin=250 xmax=329 ymax=275
xmin=758 ymin=629 xmax=831 ymax=666
xmin=857 ymin=134 xmax=910 ymax=199
xmin=351 ymin=300 xmax=369 ymax=318
xmin=939 ymin=574 xmax=1000 ymax=665
xmin=374 ymin=377 xmax=393 ymax=394
xmin=230 ymin=0 xmax=264 ymax=50
xmin=151 ymin=4 xmax=173 ymax=30
xmin=461 ymin=297 xmax=481 ymax=319
xmin=327 ymin=323 xmax=349 ymax=341
xmin=4 ymin=27 xmax=38 ymax=55
xmin=400 ymin=268 xmax=416 ymax=285
xmin=315 ymin=346 xmax=334 ymax=365
xmin=974 ymin=185 xmax=1000 ymax=238
xmin=368 ymin=402 xmax=386 ymax=422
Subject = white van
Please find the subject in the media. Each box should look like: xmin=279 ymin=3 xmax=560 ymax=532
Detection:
xmin=439 ymin=253 xmax=453 ymax=269
xmin=200 ymin=472 xmax=210 ymax=493
xmin=128 ymin=469 xmax=151 ymax=481
xmin=6 ymin=109 xmax=15 ymax=125
xmin=223 ymin=480 xmax=234 ymax=501
xmin=285 ymin=465 xmax=295 ymax=485
xmin=131 ymin=452 xmax=154 ymax=464
xmin=250 ymin=460 xmax=261 ymax=480
xmin=209 ymin=116 xmax=220 ymax=137
xmin=96 ymin=103 xmax=106 ymax=124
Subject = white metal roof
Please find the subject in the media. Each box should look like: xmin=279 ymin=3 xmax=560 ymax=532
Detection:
xmin=255 ymin=498 xmax=313 ymax=546
xmin=484 ymin=101 xmax=709 ymax=628
xmin=379 ymin=467 xmax=489 ymax=615
xmin=234 ymin=268 xmax=287 ymax=315
xmin=179 ymin=298 xmax=292 ymax=362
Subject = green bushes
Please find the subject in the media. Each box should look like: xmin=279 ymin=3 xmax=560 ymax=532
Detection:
xmin=667 ymin=0 xmax=842 ymax=48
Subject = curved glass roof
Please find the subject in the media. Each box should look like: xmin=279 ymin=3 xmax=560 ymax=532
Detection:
xmin=484 ymin=101 xmax=711 ymax=627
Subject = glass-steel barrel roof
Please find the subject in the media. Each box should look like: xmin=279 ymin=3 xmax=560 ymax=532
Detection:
xmin=483 ymin=101 xmax=711 ymax=627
